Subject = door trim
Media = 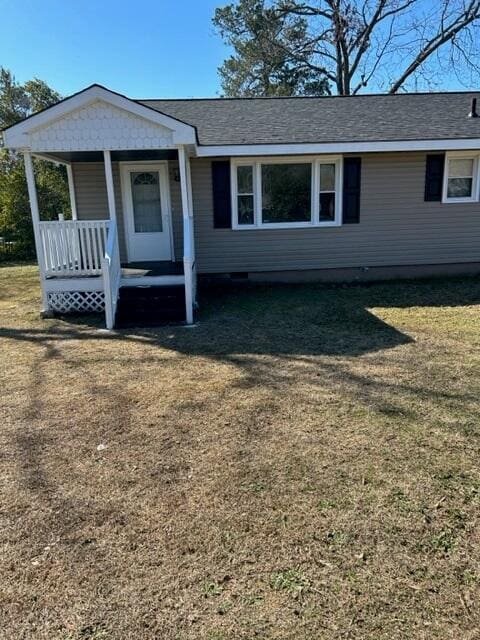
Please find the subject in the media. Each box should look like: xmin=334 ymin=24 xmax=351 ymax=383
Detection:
xmin=120 ymin=161 xmax=175 ymax=263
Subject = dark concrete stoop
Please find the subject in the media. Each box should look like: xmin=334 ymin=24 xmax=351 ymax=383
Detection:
xmin=115 ymin=285 xmax=186 ymax=328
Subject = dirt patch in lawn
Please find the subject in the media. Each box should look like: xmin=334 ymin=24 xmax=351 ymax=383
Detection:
xmin=1 ymin=265 xmax=480 ymax=639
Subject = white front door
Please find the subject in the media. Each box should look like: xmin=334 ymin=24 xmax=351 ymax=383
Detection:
xmin=121 ymin=162 xmax=172 ymax=262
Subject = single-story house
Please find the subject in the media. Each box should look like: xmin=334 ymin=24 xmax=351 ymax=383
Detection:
xmin=2 ymin=84 xmax=480 ymax=328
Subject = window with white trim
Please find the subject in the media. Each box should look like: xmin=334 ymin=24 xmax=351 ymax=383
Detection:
xmin=443 ymin=153 xmax=480 ymax=203
xmin=236 ymin=165 xmax=255 ymax=224
xmin=232 ymin=156 xmax=343 ymax=229
xmin=319 ymin=163 xmax=337 ymax=221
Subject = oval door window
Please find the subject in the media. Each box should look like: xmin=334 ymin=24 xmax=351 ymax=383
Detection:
xmin=131 ymin=171 xmax=163 ymax=233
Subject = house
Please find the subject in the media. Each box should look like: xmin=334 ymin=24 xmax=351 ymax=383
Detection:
xmin=2 ymin=84 xmax=480 ymax=328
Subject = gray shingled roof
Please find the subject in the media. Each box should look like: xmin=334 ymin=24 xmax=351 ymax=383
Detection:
xmin=140 ymin=92 xmax=480 ymax=146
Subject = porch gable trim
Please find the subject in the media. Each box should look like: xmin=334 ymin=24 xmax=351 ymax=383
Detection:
xmin=2 ymin=84 xmax=197 ymax=149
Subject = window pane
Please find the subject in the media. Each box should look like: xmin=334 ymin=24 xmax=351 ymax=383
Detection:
xmin=238 ymin=195 xmax=254 ymax=224
xmin=131 ymin=172 xmax=163 ymax=232
xmin=320 ymin=164 xmax=335 ymax=191
xmin=319 ymin=192 xmax=336 ymax=221
xmin=447 ymin=177 xmax=473 ymax=198
xmin=237 ymin=165 xmax=253 ymax=193
xmin=261 ymin=163 xmax=311 ymax=223
xmin=449 ymin=158 xmax=474 ymax=178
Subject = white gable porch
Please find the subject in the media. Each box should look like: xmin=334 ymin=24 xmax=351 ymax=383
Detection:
xmin=2 ymin=85 xmax=197 ymax=328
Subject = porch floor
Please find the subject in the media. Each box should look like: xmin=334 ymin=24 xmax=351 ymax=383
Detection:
xmin=121 ymin=261 xmax=184 ymax=278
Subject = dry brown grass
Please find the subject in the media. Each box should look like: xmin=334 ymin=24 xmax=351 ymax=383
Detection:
xmin=1 ymin=264 xmax=480 ymax=640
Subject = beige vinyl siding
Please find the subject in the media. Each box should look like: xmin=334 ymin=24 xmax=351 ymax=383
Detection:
xmin=191 ymin=152 xmax=480 ymax=273
xmin=72 ymin=152 xmax=480 ymax=272
xmin=167 ymin=161 xmax=184 ymax=259
xmin=72 ymin=161 xmax=183 ymax=263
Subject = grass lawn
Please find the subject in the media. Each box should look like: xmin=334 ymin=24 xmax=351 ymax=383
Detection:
xmin=1 ymin=264 xmax=480 ymax=640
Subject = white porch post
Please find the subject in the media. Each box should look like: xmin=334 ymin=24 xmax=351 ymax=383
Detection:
xmin=103 ymin=150 xmax=117 ymax=223
xmin=178 ymin=145 xmax=195 ymax=324
xmin=185 ymin=156 xmax=197 ymax=308
xmin=66 ymin=164 xmax=78 ymax=220
xmin=23 ymin=152 xmax=49 ymax=312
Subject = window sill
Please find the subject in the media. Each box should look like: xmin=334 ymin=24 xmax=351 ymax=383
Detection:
xmin=232 ymin=221 xmax=342 ymax=230
xmin=442 ymin=197 xmax=479 ymax=204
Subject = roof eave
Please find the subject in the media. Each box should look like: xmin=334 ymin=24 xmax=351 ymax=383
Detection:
xmin=195 ymin=138 xmax=480 ymax=157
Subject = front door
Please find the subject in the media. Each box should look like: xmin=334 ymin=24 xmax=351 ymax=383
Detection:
xmin=122 ymin=163 xmax=172 ymax=262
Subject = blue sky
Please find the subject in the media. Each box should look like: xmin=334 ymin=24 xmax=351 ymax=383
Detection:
xmin=1 ymin=0 xmax=229 ymax=98
xmin=1 ymin=0 xmax=473 ymax=99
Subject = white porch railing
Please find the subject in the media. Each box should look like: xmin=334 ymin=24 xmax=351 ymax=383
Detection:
xmin=39 ymin=220 xmax=110 ymax=277
xmin=101 ymin=220 xmax=121 ymax=329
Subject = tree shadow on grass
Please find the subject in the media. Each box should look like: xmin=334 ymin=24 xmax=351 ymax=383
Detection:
xmin=3 ymin=273 xmax=473 ymax=374
xmin=3 ymin=276 xmax=480 ymax=420
xmin=0 ymin=278 xmax=425 ymax=358
xmin=4 ymin=274 xmax=476 ymax=399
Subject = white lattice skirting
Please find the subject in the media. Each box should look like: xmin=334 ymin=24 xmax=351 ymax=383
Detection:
xmin=48 ymin=291 xmax=105 ymax=313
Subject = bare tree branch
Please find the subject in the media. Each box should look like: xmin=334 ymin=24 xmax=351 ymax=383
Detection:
xmin=389 ymin=0 xmax=480 ymax=92
xmin=214 ymin=0 xmax=480 ymax=96
xmin=352 ymin=13 xmax=396 ymax=94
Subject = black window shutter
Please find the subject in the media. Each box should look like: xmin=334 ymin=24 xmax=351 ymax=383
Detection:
xmin=342 ymin=157 xmax=361 ymax=224
xmin=424 ymin=153 xmax=445 ymax=201
xmin=212 ymin=160 xmax=232 ymax=228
